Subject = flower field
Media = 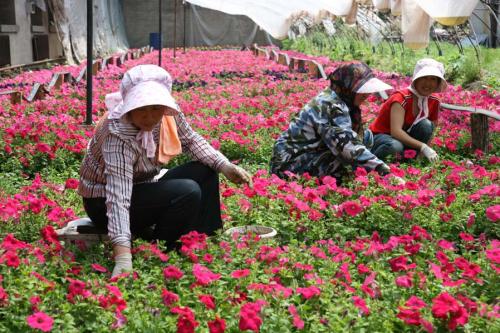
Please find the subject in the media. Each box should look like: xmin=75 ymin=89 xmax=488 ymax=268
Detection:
xmin=0 ymin=49 xmax=499 ymax=332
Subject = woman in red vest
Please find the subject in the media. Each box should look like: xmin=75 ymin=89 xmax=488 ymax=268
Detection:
xmin=369 ymin=58 xmax=447 ymax=162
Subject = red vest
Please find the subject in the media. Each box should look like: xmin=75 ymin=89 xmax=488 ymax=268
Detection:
xmin=370 ymin=88 xmax=440 ymax=134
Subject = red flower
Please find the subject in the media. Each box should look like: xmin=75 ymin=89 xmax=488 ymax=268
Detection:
xmin=239 ymin=301 xmax=265 ymax=332
xmin=64 ymin=178 xmax=79 ymax=190
xmin=352 ymin=296 xmax=370 ymax=315
xmin=342 ymin=201 xmax=363 ymax=217
xmin=231 ymin=269 xmax=250 ymax=279
xmin=2 ymin=251 xmax=20 ymax=268
xmin=296 ymin=286 xmax=321 ymax=299
xmin=26 ymin=311 xmax=54 ymax=332
xmin=404 ymin=149 xmax=417 ymax=159
xmin=388 ymin=256 xmax=416 ymax=272
xmin=91 ymin=263 xmax=107 ymax=273
xmin=171 ymin=306 xmax=198 ymax=333
xmin=395 ymin=274 xmax=413 ymax=288
xmin=0 ymin=287 xmax=8 ymax=305
xmin=208 ymin=317 xmax=226 ymax=333
xmin=198 ymin=294 xmax=216 ymax=310
xmin=192 ymin=264 xmax=221 ymax=286
xmin=431 ymin=292 xmax=469 ymax=330
xmin=161 ymin=288 xmax=179 ymax=307
xmin=163 ymin=265 xmax=184 ymax=280
xmin=288 ymin=305 xmax=304 ymax=329
xmin=485 ymin=205 xmax=500 ymax=222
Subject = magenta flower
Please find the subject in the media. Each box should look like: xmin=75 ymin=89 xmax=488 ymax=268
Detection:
xmin=296 ymin=286 xmax=321 ymax=299
xmin=231 ymin=269 xmax=251 ymax=279
xmin=192 ymin=264 xmax=221 ymax=286
xmin=26 ymin=311 xmax=54 ymax=332
xmin=64 ymin=178 xmax=79 ymax=190
xmin=91 ymin=263 xmax=107 ymax=273
xmin=239 ymin=301 xmax=266 ymax=332
xmin=352 ymin=296 xmax=370 ymax=315
xmin=161 ymin=288 xmax=179 ymax=307
xmin=485 ymin=205 xmax=500 ymax=222
xmin=208 ymin=317 xmax=226 ymax=333
xmin=403 ymin=149 xmax=417 ymax=159
xmin=198 ymin=294 xmax=216 ymax=310
xmin=342 ymin=201 xmax=363 ymax=217
xmin=163 ymin=265 xmax=184 ymax=280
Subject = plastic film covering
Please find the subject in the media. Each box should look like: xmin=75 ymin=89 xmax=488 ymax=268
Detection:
xmin=402 ymin=0 xmax=433 ymax=49
xmin=48 ymin=0 xmax=129 ymax=64
xmin=187 ymin=4 xmax=276 ymax=46
xmin=185 ymin=0 xmax=354 ymax=40
xmin=417 ymin=0 xmax=480 ymax=26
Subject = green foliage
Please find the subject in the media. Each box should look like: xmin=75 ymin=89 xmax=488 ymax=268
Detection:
xmin=284 ymin=30 xmax=500 ymax=89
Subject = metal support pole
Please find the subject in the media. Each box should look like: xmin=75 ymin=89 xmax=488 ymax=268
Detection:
xmin=159 ymin=0 xmax=162 ymax=66
xmin=173 ymin=0 xmax=177 ymax=58
xmin=491 ymin=1 xmax=498 ymax=48
xmin=85 ymin=0 xmax=93 ymax=125
xmin=183 ymin=0 xmax=186 ymax=53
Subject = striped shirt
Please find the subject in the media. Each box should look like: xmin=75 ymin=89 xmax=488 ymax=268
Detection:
xmin=78 ymin=111 xmax=230 ymax=248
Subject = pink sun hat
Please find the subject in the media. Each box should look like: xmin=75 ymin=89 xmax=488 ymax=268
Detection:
xmin=107 ymin=64 xmax=180 ymax=119
xmin=411 ymin=58 xmax=448 ymax=92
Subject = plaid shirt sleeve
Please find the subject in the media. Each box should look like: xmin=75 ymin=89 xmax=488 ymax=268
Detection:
xmin=175 ymin=112 xmax=230 ymax=172
xmin=102 ymin=134 xmax=136 ymax=248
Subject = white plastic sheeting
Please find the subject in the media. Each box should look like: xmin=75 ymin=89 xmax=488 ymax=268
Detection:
xmin=185 ymin=0 xmax=354 ymax=39
xmin=372 ymin=0 xmax=390 ymax=11
xmin=187 ymin=5 xmax=275 ymax=46
xmin=402 ymin=0 xmax=433 ymax=49
xmin=417 ymin=0 xmax=480 ymax=26
xmin=48 ymin=0 xmax=128 ymax=64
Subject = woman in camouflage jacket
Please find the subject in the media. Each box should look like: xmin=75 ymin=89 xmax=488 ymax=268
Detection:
xmin=270 ymin=62 xmax=393 ymax=182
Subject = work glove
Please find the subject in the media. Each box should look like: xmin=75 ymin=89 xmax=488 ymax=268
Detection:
xmin=420 ymin=144 xmax=439 ymax=163
xmin=375 ymin=163 xmax=391 ymax=176
xmin=392 ymin=176 xmax=406 ymax=185
xmin=112 ymin=253 xmax=132 ymax=278
xmin=221 ymin=163 xmax=252 ymax=185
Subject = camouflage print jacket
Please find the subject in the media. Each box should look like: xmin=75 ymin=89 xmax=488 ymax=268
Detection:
xmin=270 ymin=88 xmax=385 ymax=179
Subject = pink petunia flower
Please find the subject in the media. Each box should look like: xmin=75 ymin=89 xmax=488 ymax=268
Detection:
xmin=231 ymin=269 xmax=251 ymax=279
xmin=208 ymin=317 xmax=226 ymax=333
xmin=198 ymin=294 xmax=216 ymax=310
xmin=163 ymin=265 xmax=184 ymax=280
xmin=26 ymin=311 xmax=54 ymax=332
xmin=485 ymin=205 xmax=500 ymax=222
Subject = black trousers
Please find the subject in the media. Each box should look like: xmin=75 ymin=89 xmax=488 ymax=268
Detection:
xmin=83 ymin=161 xmax=222 ymax=248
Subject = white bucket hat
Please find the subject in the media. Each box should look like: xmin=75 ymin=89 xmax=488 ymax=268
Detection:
xmin=356 ymin=77 xmax=393 ymax=94
xmin=106 ymin=65 xmax=179 ymax=119
xmin=411 ymin=58 xmax=447 ymax=93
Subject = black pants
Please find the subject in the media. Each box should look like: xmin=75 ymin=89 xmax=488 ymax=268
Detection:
xmin=83 ymin=161 xmax=222 ymax=248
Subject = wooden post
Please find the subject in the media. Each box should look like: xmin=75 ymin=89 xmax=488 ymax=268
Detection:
xmin=295 ymin=58 xmax=306 ymax=72
xmin=0 ymin=90 xmax=22 ymax=104
xmin=47 ymin=73 xmax=64 ymax=91
xmin=270 ymin=49 xmax=278 ymax=61
xmin=288 ymin=57 xmax=294 ymax=72
xmin=76 ymin=67 xmax=86 ymax=83
xmin=277 ymin=53 xmax=288 ymax=65
xmin=25 ymin=83 xmax=46 ymax=102
xmin=60 ymin=72 xmax=72 ymax=83
xmin=308 ymin=60 xmax=327 ymax=79
xmin=471 ymin=114 xmax=489 ymax=152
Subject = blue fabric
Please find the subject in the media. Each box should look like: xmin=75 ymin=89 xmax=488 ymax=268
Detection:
xmin=371 ymin=119 xmax=434 ymax=160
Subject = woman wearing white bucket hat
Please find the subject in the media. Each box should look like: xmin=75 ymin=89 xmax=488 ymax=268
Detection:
xmin=78 ymin=65 xmax=252 ymax=277
xmin=370 ymin=58 xmax=447 ymax=162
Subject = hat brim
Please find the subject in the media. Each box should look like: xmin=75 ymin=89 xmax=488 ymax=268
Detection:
xmin=122 ymin=81 xmax=180 ymax=115
xmin=412 ymin=68 xmax=448 ymax=92
xmin=356 ymin=77 xmax=393 ymax=94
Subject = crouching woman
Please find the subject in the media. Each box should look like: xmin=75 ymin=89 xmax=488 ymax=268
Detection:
xmin=78 ymin=65 xmax=251 ymax=277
